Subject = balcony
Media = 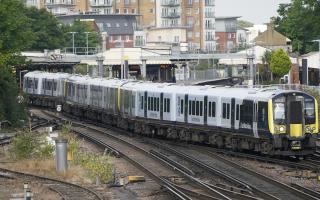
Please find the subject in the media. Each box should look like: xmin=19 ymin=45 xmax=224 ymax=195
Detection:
xmin=45 ymin=0 xmax=75 ymax=7
xmin=205 ymin=25 xmax=215 ymax=30
xmin=205 ymin=12 xmax=215 ymax=18
xmin=161 ymin=12 xmax=180 ymax=18
xmin=161 ymin=0 xmax=180 ymax=7
xmin=91 ymin=2 xmax=113 ymax=7
xmin=205 ymin=0 xmax=215 ymax=6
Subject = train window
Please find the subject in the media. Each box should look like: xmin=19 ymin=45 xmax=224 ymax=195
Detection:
xmin=208 ymin=102 xmax=212 ymax=117
xmin=258 ymin=102 xmax=268 ymax=129
xmin=236 ymin=104 xmax=240 ymax=120
xmin=274 ymin=102 xmax=285 ymax=124
xmin=192 ymin=101 xmax=195 ymax=115
xmin=53 ymin=82 xmax=57 ymax=91
xmin=222 ymin=103 xmax=226 ymax=119
xmin=196 ymin=101 xmax=199 ymax=116
xmin=189 ymin=100 xmax=192 ymax=115
xmin=148 ymin=97 xmax=151 ymax=110
xmin=227 ymin=104 xmax=230 ymax=119
xmin=181 ymin=99 xmax=184 ymax=114
xmin=35 ymin=79 xmax=38 ymax=89
xmin=200 ymin=101 xmax=203 ymax=116
xmin=305 ymin=99 xmax=315 ymax=124
xmin=157 ymin=97 xmax=160 ymax=111
xmin=212 ymin=102 xmax=216 ymax=117
xmin=240 ymin=100 xmax=253 ymax=125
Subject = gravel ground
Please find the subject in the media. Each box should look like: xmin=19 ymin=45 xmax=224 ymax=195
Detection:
xmin=226 ymin=155 xmax=320 ymax=192
xmin=0 ymin=130 xmax=173 ymax=200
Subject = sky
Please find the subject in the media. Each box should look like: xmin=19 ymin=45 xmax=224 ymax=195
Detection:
xmin=215 ymin=0 xmax=291 ymax=24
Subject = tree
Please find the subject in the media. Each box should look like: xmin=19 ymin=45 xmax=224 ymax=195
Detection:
xmin=0 ymin=0 xmax=34 ymax=54
xmin=273 ymin=0 xmax=320 ymax=54
xmin=261 ymin=50 xmax=273 ymax=81
xmin=270 ymin=49 xmax=292 ymax=78
xmin=24 ymin=7 xmax=66 ymax=51
xmin=238 ymin=20 xmax=254 ymax=28
xmin=0 ymin=0 xmax=31 ymax=126
xmin=64 ymin=20 xmax=101 ymax=53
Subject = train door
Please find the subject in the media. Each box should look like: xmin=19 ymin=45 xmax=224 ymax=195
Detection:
xmin=252 ymin=101 xmax=259 ymax=138
xmin=204 ymin=96 xmax=208 ymax=125
xmin=220 ymin=98 xmax=231 ymax=128
xmin=144 ymin=91 xmax=147 ymax=118
xmin=287 ymin=96 xmax=304 ymax=138
xmin=184 ymin=94 xmax=188 ymax=123
xmin=160 ymin=93 xmax=164 ymax=120
xmin=231 ymin=98 xmax=235 ymax=129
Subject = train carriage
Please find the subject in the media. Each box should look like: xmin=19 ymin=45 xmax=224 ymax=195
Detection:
xmin=23 ymin=71 xmax=319 ymax=156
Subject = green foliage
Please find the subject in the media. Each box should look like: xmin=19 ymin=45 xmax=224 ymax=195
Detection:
xmin=64 ymin=19 xmax=101 ymax=52
xmin=238 ymin=20 xmax=254 ymax=28
xmin=24 ymin=7 xmax=66 ymax=51
xmin=270 ymin=49 xmax=292 ymax=78
xmin=0 ymin=0 xmax=34 ymax=53
xmin=196 ymin=59 xmax=214 ymax=70
xmin=73 ymin=152 xmax=114 ymax=183
xmin=9 ymin=132 xmax=54 ymax=160
xmin=273 ymin=0 xmax=320 ymax=54
xmin=0 ymin=66 xmax=26 ymax=125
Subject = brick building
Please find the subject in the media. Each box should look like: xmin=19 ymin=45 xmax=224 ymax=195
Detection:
xmin=24 ymin=0 xmax=216 ymax=53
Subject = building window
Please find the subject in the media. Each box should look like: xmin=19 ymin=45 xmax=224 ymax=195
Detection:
xmin=124 ymin=8 xmax=128 ymax=14
xmin=132 ymin=8 xmax=136 ymax=13
xmin=174 ymin=36 xmax=179 ymax=43
xmin=150 ymin=8 xmax=154 ymax=13
xmin=116 ymin=9 xmax=120 ymax=14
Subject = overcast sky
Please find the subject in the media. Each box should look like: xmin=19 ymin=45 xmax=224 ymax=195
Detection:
xmin=215 ymin=0 xmax=291 ymax=24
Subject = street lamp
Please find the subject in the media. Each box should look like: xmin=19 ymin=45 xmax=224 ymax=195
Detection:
xmin=20 ymin=70 xmax=28 ymax=90
xmin=312 ymin=39 xmax=320 ymax=85
xmin=84 ymin=32 xmax=91 ymax=55
xmin=68 ymin=32 xmax=77 ymax=54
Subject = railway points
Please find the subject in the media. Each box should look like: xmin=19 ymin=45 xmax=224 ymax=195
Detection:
xmin=34 ymin=109 xmax=320 ymax=200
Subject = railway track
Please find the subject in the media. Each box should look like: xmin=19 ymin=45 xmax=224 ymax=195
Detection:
xmin=35 ymin=109 xmax=254 ymax=200
xmin=0 ymin=167 xmax=102 ymax=200
xmin=191 ymin=147 xmax=318 ymax=171
xmin=34 ymin=109 xmax=318 ymax=200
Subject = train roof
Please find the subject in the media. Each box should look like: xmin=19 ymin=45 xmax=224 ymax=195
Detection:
xmin=25 ymin=72 xmax=310 ymax=101
xmin=24 ymin=71 xmax=71 ymax=79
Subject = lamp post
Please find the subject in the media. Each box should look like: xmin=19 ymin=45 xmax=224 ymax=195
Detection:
xmin=20 ymin=70 xmax=28 ymax=90
xmin=68 ymin=32 xmax=77 ymax=54
xmin=84 ymin=32 xmax=91 ymax=55
xmin=313 ymin=39 xmax=320 ymax=86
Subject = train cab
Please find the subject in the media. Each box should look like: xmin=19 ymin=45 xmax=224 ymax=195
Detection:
xmin=269 ymin=92 xmax=318 ymax=154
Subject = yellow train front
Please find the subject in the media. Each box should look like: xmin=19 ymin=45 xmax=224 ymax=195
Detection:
xmin=268 ymin=92 xmax=318 ymax=156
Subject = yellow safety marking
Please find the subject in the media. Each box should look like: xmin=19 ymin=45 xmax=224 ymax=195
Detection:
xmin=64 ymin=81 xmax=67 ymax=97
xmin=268 ymin=100 xmax=275 ymax=134
xmin=117 ymin=87 xmax=121 ymax=111
xmin=290 ymin=124 xmax=303 ymax=137
xmin=315 ymin=98 xmax=318 ymax=133
xmin=128 ymin=176 xmax=145 ymax=183
xmin=123 ymin=55 xmax=129 ymax=61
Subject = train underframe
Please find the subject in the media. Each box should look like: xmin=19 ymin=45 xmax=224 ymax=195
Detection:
xmin=28 ymin=95 xmax=317 ymax=157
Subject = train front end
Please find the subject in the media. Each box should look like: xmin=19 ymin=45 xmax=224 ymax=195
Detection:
xmin=268 ymin=92 xmax=318 ymax=156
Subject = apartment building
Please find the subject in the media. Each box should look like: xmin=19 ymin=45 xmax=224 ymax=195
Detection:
xmin=24 ymin=0 xmax=216 ymax=53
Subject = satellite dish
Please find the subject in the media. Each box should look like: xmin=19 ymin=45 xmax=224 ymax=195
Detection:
xmin=56 ymin=105 xmax=62 ymax=112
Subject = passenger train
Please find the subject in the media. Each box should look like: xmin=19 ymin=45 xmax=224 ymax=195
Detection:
xmin=23 ymin=71 xmax=319 ymax=156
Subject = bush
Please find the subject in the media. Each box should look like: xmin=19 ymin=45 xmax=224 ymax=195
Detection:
xmin=73 ymin=152 xmax=113 ymax=183
xmin=9 ymin=132 xmax=54 ymax=160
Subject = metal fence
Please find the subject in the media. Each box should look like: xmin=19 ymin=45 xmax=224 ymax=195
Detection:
xmin=188 ymin=69 xmax=227 ymax=80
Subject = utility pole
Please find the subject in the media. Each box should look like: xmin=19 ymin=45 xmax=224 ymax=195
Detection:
xmin=84 ymin=32 xmax=91 ymax=55
xmin=313 ymin=39 xmax=320 ymax=85
xmin=68 ymin=32 xmax=77 ymax=54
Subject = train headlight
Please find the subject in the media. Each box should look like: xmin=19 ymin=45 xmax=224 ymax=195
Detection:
xmin=306 ymin=126 xmax=311 ymax=132
xmin=280 ymin=126 xmax=285 ymax=132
